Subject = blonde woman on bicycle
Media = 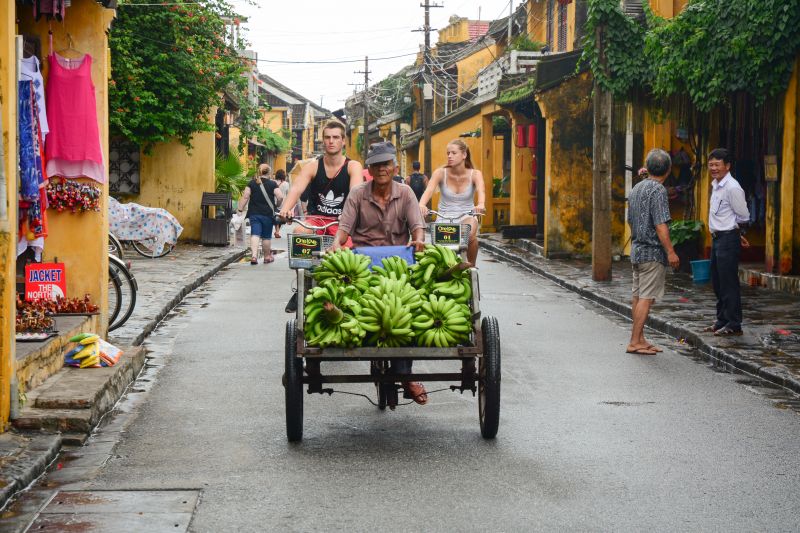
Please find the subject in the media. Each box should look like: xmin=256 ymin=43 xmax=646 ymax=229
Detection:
xmin=418 ymin=139 xmax=486 ymax=265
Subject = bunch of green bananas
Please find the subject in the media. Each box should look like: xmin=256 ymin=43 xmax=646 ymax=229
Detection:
xmin=372 ymin=256 xmax=410 ymax=280
xmin=358 ymin=278 xmax=419 ymax=347
xmin=431 ymin=277 xmax=472 ymax=304
xmin=313 ymin=248 xmax=372 ymax=293
xmin=304 ymin=282 xmax=365 ymax=347
xmin=66 ymin=333 xmax=101 ymax=368
xmin=364 ymin=274 xmax=423 ymax=312
xmin=409 ymin=244 xmax=459 ymax=291
xmin=413 ymin=294 xmax=473 ymax=347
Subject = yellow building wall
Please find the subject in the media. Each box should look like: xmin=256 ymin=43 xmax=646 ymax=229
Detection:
xmin=536 ymin=72 xmax=594 ymax=256
xmin=527 ymin=0 xmax=547 ymax=44
xmin=134 ymin=130 xmax=216 ymax=241
xmin=437 ymin=18 xmax=472 ymax=45
xmin=261 ymin=108 xmax=290 ymax=173
xmin=18 ymin=0 xmax=114 ymax=333
xmin=456 ymin=45 xmax=500 ymax=95
xmin=1 ymin=0 xmax=18 ymax=429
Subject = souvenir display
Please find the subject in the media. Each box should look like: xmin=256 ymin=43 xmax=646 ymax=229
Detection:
xmin=46 ymin=177 xmax=101 ymax=213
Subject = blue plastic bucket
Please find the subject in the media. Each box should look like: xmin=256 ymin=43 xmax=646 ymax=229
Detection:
xmin=690 ymin=259 xmax=711 ymax=283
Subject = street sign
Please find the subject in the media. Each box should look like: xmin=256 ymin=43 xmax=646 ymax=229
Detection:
xmin=25 ymin=263 xmax=66 ymax=301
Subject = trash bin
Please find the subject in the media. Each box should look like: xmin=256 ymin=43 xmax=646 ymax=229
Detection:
xmin=201 ymin=192 xmax=232 ymax=246
xmin=690 ymin=259 xmax=711 ymax=283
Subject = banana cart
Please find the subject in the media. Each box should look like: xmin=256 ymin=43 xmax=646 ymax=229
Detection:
xmin=282 ymin=216 xmax=500 ymax=442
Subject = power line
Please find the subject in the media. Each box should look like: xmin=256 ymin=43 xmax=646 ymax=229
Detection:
xmin=255 ymin=52 xmax=417 ymax=65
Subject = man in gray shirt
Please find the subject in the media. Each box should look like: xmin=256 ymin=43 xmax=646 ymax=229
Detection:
xmin=626 ymin=149 xmax=680 ymax=355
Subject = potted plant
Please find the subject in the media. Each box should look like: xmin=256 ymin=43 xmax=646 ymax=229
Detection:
xmin=669 ymin=219 xmax=704 ymax=273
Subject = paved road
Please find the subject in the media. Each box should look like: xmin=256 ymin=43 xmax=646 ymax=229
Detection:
xmin=9 ymin=253 xmax=800 ymax=531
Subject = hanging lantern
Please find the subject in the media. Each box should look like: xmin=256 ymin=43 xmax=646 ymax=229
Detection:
xmin=527 ymin=124 xmax=537 ymax=149
xmin=530 ymin=156 xmax=537 ymax=177
xmin=529 ymin=198 xmax=537 ymax=215
xmin=515 ymin=125 xmax=525 ymax=147
xmin=529 ymin=179 xmax=537 ymax=196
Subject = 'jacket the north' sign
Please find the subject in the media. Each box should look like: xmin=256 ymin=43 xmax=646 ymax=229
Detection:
xmin=25 ymin=263 xmax=66 ymax=301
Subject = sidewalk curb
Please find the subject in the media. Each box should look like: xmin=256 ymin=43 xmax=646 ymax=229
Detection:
xmin=479 ymin=238 xmax=800 ymax=395
xmin=128 ymin=247 xmax=247 ymax=347
xmin=0 ymin=435 xmax=60 ymax=511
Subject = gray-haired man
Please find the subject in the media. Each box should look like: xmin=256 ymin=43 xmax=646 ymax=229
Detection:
xmin=626 ymin=149 xmax=680 ymax=355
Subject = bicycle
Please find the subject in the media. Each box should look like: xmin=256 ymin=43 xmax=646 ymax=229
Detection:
xmin=108 ymin=254 xmax=138 ymax=331
xmin=109 ymin=231 xmax=174 ymax=259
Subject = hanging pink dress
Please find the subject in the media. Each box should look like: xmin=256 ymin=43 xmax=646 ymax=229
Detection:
xmin=45 ymin=53 xmax=105 ymax=183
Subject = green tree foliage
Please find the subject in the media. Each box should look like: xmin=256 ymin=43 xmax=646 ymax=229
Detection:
xmin=110 ymin=0 xmax=254 ymax=150
xmin=583 ymin=0 xmax=800 ymax=111
xmin=257 ymin=127 xmax=291 ymax=155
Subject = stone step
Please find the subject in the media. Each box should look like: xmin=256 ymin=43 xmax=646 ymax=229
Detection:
xmin=12 ymin=346 xmax=146 ymax=435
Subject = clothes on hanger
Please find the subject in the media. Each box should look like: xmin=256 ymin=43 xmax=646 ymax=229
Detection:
xmin=18 ymin=80 xmax=49 ymax=258
xmin=45 ymin=53 xmax=105 ymax=183
xmin=20 ymin=55 xmax=49 ymax=142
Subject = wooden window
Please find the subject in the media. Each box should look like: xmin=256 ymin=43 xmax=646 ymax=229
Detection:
xmin=546 ymin=0 xmax=554 ymax=50
xmin=558 ymin=1 xmax=568 ymax=51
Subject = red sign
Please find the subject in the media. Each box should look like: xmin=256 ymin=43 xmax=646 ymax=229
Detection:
xmin=25 ymin=263 xmax=66 ymax=301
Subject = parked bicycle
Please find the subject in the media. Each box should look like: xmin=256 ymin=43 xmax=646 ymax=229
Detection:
xmin=109 ymin=232 xmax=174 ymax=259
xmin=107 ymin=252 xmax=137 ymax=331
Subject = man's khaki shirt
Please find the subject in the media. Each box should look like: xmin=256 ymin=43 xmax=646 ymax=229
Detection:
xmin=337 ymin=181 xmax=425 ymax=247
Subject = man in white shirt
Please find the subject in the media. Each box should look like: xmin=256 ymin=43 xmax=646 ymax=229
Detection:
xmin=704 ymin=148 xmax=750 ymax=336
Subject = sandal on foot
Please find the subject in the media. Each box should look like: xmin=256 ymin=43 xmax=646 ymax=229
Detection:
xmin=264 ymin=255 xmax=275 ymax=264
xmin=250 ymin=257 xmax=258 ymax=265
xmin=714 ymin=327 xmax=743 ymax=336
xmin=626 ymin=347 xmax=657 ymax=355
xmin=403 ymin=382 xmax=428 ymax=405
xmin=647 ymin=344 xmax=663 ymax=353
xmin=702 ymin=324 xmax=723 ymax=333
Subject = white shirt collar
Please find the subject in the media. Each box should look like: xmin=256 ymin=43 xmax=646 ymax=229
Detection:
xmin=712 ymin=172 xmax=733 ymax=190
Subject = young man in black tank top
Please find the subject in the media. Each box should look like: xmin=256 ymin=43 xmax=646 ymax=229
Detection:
xmin=278 ymin=121 xmax=363 ymax=312
xmin=278 ymin=121 xmax=363 ymax=235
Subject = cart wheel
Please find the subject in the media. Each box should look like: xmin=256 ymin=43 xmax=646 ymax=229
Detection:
xmin=479 ymin=316 xmax=501 ymax=439
xmin=285 ymin=320 xmax=303 ymax=442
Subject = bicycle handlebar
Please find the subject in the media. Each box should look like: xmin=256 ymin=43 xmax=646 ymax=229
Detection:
xmin=427 ymin=209 xmax=485 ymax=222
xmin=274 ymin=215 xmax=338 ymax=231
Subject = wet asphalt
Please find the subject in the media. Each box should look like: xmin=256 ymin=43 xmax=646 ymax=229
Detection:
xmin=6 ymin=252 xmax=800 ymax=531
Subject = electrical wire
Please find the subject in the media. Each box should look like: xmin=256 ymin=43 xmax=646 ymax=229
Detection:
xmin=256 ymin=51 xmax=418 ymax=65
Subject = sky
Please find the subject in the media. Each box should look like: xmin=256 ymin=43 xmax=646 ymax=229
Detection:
xmin=231 ymin=0 xmax=519 ymax=112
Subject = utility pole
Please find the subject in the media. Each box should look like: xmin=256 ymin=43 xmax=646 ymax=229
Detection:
xmin=507 ymin=0 xmax=513 ymax=44
xmin=418 ymin=1 xmax=443 ymax=178
xmin=354 ymin=56 xmax=371 ymax=162
xmin=592 ymin=19 xmax=613 ymax=281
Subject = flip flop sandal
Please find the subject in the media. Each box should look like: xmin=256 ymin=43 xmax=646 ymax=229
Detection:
xmin=404 ymin=382 xmax=428 ymax=405
xmin=647 ymin=345 xmax=663 ymax=352
xmin=250 ymin=257 xmax=258 ymax=265
xmin=702 ymin=324 xmax=723 ymax=332
xmin=626 ymin=347 xmax=657 ymax=355
xmin=264 ymin=255 xmax=275 ymax=264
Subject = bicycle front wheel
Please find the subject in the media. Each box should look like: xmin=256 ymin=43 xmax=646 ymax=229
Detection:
xmin=108 ymin=256 xmax=137 ymax=331
xmin=107 ymin=265 xmax=122 ymax=330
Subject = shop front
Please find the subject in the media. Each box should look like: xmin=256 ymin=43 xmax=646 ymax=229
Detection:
xmin=0 ymin=0 xmax=116 ymax=429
